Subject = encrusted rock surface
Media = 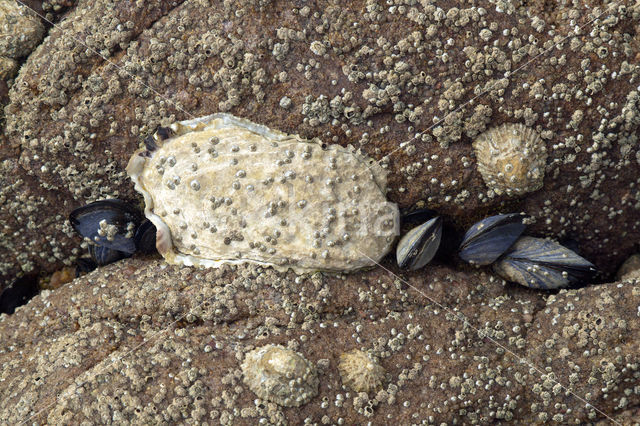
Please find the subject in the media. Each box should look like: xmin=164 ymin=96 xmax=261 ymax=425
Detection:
xmin=2 ymin=0 xmax=640 ymax=289
xmin=0 ymin=257 xmax=638 ymax=423
xmin=0 ymin=1 xmax=44 ymax=63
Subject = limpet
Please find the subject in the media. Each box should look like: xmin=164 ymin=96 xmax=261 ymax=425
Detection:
xmin=338 ymin=349 xmax=385 ymax=393
xmin=473 ymin=123 xmax=547 ymax=196
xmin=241 ymin=344 xmax=319 ymax=407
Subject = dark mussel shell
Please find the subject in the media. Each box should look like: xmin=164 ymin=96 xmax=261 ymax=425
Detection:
xmin=69 ymin=199 xmax=142 ymax=254
xmin=396 ymin=216 xmax=442 ymax=270
xmin=458 ymin=213 xmax=526 ymax=265
xmin=134 ymin=219 xmax=158 ymax=254
xmin=0 ymin=274 xmax=39 ymax=314
xmin=88 ymin=244 xmax=131 ymax=266
xmin=400 ymin=208 xmax=439 ymax=226
xmin=75 ymin=257 xmax=98 ymax=276
xmin=493 ymin=236 xmax=596 ymax=290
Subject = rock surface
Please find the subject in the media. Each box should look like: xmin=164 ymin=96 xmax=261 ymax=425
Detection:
xmin=1 ymin=257 xmax=638 ymax=423
xmin=617 ymin=253 xmax=640 ymax=281
xmin=0 ymin=1 xmax=44 ymax=60
xmin=2 ymin=0 xmax=640 ymax=289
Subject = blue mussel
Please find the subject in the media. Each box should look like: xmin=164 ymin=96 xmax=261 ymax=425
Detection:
xmin=396 ymin=211 xmax=596 ymax=290
xmin=69 ymin=199 xmax=157 ymax=270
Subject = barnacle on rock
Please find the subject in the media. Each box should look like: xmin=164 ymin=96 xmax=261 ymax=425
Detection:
xmin=127 ymin=113 xmax=399 ymax=273
xmin=338 ymin=349 xmax=385 ymax=393
xmin=472 ymin=123 xmax=547 ymax=196
xmin=241 ymin=344 xmax=319 ymax=407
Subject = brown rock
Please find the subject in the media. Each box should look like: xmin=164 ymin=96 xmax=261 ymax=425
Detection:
xmin=0 ymin=257 xmax=638 ymax=423
xmin=616 ymin=254 xmax=640 ymax=281
xmin=2 ymin=0 xmax=640 ymax=289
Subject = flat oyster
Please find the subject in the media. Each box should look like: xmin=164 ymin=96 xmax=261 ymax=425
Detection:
xmin=126 ymin=113 xmax=399 ymax=273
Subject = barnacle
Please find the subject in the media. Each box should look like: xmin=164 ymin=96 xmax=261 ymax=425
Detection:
xmin=338 ymin=349 xmax=385 ymax=393
xmin=472 ymin=123 xmax=547 ymax=196
xmin=241 ymin=344 xmax=319 ymax=407
xmin=127 ymin=113 xmax=399 ymax=273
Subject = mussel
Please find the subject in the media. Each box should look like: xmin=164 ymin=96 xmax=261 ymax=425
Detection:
xmin=458 ymin=213 xmax=526 ymax=265
xmin=69 ymin=199 xmax=142 ymax=254
xmin=134 ymin=219 xmax=158 ymax=254
xmin=396 ymin=216 xmax=442 ymax=270
xmin=0 ymin=274 xmax=39 ymax=314
xmin=88 ymin=244 xmax=130 ymax=266
xmin=493 ymin=236 xmax=596 ymax=289
xmin=75 ymin=257 xmax=98 ymax=276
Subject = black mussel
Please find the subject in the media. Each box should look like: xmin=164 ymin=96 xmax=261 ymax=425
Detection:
xmin=88 ymin=244 xmax=131 ymax=266
xmin=0 ymin=274 xmax=39 ymax=314
xmin=75 ymin=257 xmax=98 ymax=276
xmin=134 ymin=219 xmax=158 ymax=254
xmin=458 ymin=213 xmax=526 ymax=265
xmin=400 ymin=208 xmax=439 ymax=225
xmin=69 ymin=199 xmax=142 ymax=254
xmin=396 ymin=216 xmax=442 ymax=270
xmin=493 ymin=236 xmax=596 ymax=290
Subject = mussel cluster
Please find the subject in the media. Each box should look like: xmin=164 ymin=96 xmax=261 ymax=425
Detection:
xmin=396 ymin=212 xmax=596 ymax=290
xmin=69 ymin=199 xmax=157 ymax=272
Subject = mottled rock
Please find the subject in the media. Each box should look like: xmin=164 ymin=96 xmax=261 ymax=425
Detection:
xmin=2 ymin=0 xmax=640 ymax=289
xmin=0 ymin=56 xmax=18 ymax=80
xmin=0 ymin=258 xmax=638 ymax=423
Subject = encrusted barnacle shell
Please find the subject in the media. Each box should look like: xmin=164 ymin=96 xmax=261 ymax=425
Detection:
xmin=126 ymin=113 xmax=399 ymax=273
xmin=473 ymin=123 xmax=547 ymax=196
xmin=241 ymin=344 xmax=319 ymax=407
xmin=338 ymin=349 xmax=385 ymax=393
xmin=493 ymin=236 xmax=596 ymax=289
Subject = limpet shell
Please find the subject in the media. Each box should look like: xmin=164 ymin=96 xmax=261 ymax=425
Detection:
xmin=472 ymin=123 xmax=547 ymax=196
xmin=127 ymin=113 xmax=399 ymax=273
xmin=338 ymin=349 xmax=385 ymax=393
xmin=241 ymin=344 xmax=319 ymax=407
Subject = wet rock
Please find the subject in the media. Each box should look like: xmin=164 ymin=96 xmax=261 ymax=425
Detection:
xmin=1 ymin=1 xmax=639 ymax=290
xmin=0 ymin=258 xmax=638 ymax=423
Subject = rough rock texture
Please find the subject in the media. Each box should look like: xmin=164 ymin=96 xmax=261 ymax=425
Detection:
xmin=0 ymin=1 xmax=44 ymax=60
xmin=617 ymin=253 xmax=640 ymax=281
xmin=1 ymin=257 xmax=638 ymax=423
xmin=2 ymin=0 xmax=640 ymax=289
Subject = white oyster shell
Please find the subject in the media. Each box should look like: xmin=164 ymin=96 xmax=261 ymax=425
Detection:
xmin=126 ymin=113 xmax=399 ymax=273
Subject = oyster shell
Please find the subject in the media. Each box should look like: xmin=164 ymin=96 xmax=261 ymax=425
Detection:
xmin=127 ymin=113 xmax=399 ymax=273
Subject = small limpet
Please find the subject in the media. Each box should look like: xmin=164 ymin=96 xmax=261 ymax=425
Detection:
xmin=338 ymin=349 xmax=385 ymax=393
xmin=472 ymin=123 xmax=547 ymax=196
xmin=126 ymin=113 xmax=399 ymax=273
xmin=241 ymin=344 xmax=319 ymax=407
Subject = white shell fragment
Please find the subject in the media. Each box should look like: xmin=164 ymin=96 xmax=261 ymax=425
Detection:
xmin=472 ymin=123 xmax=547 ymax=196
xmin=241 ymin=344 xmax=319 ymax=407
xmin=127 ymin=113 xmax=399 ymax=273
